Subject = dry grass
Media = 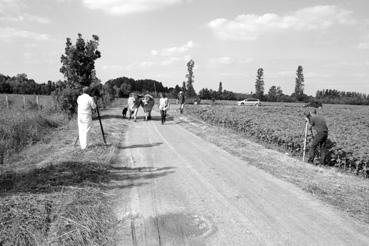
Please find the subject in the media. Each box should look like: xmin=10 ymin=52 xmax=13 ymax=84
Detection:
xmin=178 ymin=114 xmax=369 ymax=225
xmin=0 ymin=188 xmax=116 ymax=246
xmin=0 ymin=161 xmax=120 ymax=246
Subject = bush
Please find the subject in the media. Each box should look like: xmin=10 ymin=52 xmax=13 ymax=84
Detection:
xmin=54 ymin=88 xmax=80 ymax=117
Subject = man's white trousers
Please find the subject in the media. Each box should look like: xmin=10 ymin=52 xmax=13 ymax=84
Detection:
xmin=78 ymin=113 xmax=92 ymax=150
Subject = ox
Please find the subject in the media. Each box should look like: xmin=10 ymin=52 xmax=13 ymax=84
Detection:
xmin=141 ymin=94 xmax=155 ymax=121
xmin=127 ymin=93 xmax=155 ymax=121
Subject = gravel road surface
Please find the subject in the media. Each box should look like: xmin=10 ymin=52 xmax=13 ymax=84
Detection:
xmin=104 ymin=107 xmax=369 ymax=246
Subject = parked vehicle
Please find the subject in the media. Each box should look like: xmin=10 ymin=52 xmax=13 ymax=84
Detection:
xmin=237 ymin=98 xmax=261 ymax=106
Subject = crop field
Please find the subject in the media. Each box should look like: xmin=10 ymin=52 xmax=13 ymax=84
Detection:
xmin=186 ymin=102 xmax=369 ymax=177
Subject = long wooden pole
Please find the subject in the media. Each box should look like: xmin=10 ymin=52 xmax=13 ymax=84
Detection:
xmin=302 ymin=121 xmax=308 ymax=162
xmin=95 ymin=102 xmax=107 ymax=145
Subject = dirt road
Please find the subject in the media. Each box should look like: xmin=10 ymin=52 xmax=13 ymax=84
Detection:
xmin=103 ymin=107 xmax=369 ymax=246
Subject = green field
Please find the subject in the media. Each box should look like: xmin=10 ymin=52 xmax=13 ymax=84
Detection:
xmin=186 ymin=102 xmax=369 ymax=177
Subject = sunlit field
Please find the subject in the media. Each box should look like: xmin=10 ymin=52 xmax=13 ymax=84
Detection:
xmin=186 ymin=101 xmax=369 ymax=177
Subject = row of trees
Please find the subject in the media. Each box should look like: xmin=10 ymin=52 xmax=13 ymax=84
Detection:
xmin=252 ymin=65 xmax=309 ymax=102
xmin=0 ymin=73 xmax=58 ymax=95
xmin=316 ymin=89 xmax=369 ymax=105
xmin=197 ymin=66 xmax=309 ymax=102
xmin=104 ymin=77 xmax=173 ymax=98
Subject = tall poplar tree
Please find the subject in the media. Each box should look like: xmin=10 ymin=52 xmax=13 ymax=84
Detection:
xmin=255 ymin=68 xmax=264 ymax=99
xmin=294 ymin=65 xmax=305 ymax=100
xmin=218 ymin=81 xmax=223 ymax=94
xmin=185 ymin=59 xmax=196 ymax=97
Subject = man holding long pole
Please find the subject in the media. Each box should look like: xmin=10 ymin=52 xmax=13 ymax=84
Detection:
xmin=304 ymin=109 xmax=329 ymax=165
xmin=77 ymin=87 xmax=96 ymax=150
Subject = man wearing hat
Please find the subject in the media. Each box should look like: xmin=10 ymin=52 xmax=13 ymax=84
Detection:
xmin=177 ymin=91 xmax=185 ymax=114
xmin=77 ymin=87 xmax=96 ymax=150
xmin=304 ymin=109 xmax=328 ymax=165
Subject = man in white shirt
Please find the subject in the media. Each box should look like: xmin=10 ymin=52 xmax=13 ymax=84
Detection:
xmin=159 ymin=92 xmax=169 ymax=124
xmin=77 ymin=87 xmax=96 ymax=149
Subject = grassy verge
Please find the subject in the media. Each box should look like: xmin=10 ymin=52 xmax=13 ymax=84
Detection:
xmin=0 ymin=106 xmax=129 ymax=246
xmin=178 ymin=113 xmax=369 ymax=225
xmin=0 ymin=108 xmax=65 ymax=164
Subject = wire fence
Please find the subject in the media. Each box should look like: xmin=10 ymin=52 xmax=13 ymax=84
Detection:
xmin=0 ymin=94 xmax=57 ymax=111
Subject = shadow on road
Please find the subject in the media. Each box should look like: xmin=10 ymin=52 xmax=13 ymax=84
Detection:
xmin=119 ymin=142 xmax=163 ymax=149
xmin=0 ymin=161 xmax=176 ymax=196
xmin=95 ymin=115 xmax=174 ymax=122
xmin=95 ymin=115 xmax=123 ymax=120
xmin=148 ymin=116 xmax=174 ymax=122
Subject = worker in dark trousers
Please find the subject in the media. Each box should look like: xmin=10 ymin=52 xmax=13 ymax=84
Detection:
xmin=304 ymin=109 xmax=328 ymax=165
xmin=177 ymin=91 xmax=185 ymax=114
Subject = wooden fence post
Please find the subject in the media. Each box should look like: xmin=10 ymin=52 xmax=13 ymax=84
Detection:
xmin=5 ymin=95 xmax=9 ymax=109
xmin=36 ymin=95 xmax=39 ymax=109
xmin=23 ymin=96 xmax=26 ymax=108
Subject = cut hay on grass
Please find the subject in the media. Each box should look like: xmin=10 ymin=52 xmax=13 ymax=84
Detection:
xmin=0 ymin=188 xmax=117 ymax=246
xmin=0 ymin=161 xmax=121 ymax=246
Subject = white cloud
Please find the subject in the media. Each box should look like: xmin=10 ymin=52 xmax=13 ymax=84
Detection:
xmin=277 ymin=71 xmax=294 ymax=77
xmin=126 ymin=55 xmax=190 ymax=70
xmin=23 ymin=52 xmax=32 ymax=60
xmin=82 ymin=0 xmax=190 ymax=15
xmin=139 ymin=61 xmax=154 ymax=68
xmin=219 ymin=72 xmax=248 ymax=77
xmin=160 ymin=57 xmax=181 ymax=66
xmin=102 ymin=65 xmax=124 ymax=70
xmin=125 ymin=61 xmax=154 ymax=70
xmin=210 ymin=56 xmax=233 ymax=65
xmin=0 ymin=13 xmax=50 ymax=23
xmin=0 ymin=0 xmax=50 ymax=23
xmin=210 ymin=57 xmax=253 ymax=65
xmin=358 ymin=42 xmax=369 ymax=49
xmin=208 ymin=5 xmax=355 ymax=41
xmin=152 ymin=41 xmax=196 ymax=56
xmin=0 ymin=27 xmax=49 ymax=41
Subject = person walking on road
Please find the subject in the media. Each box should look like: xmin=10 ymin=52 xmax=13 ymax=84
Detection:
xmin=159 ymin=92 xmax=169 ymax=124
xmin=304 ymin=109 xmax=328 ymax=165
xmin=77 ymin=87 xmax=96 ymax=150
xmin=177 ymin=91 xmax=185 ymax=114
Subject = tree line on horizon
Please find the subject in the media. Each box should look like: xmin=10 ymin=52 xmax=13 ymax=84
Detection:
xmin=1 ymin=33 xmax=369 ymax=106
xmin=198 ymin=65 xmax=369 ymax=105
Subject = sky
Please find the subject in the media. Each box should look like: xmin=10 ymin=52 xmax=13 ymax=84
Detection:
xmin=0 ymin=0 xmax=369 ymax=95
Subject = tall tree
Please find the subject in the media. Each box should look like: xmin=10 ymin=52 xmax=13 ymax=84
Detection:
xmin=218 ymin=81 xmax=223 ymax=94
xmin=60 ymin=33 xmax=101 ymax=89
xmin=255 ymin=68 xmax=264 ymax=99
xmin=294 ymin=65 xmax=304 ymax=100
xmin=185 ymin=59 xmax=196 ymax=97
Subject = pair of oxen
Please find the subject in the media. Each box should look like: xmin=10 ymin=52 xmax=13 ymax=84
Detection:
xmin=127 ymin=93 xmax=155 ymax=121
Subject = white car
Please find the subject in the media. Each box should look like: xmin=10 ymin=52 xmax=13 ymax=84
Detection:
xmin=237 ymin=98 xmax=261 ymax=106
